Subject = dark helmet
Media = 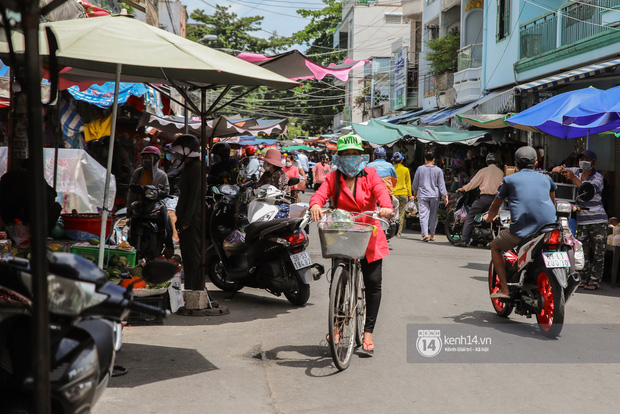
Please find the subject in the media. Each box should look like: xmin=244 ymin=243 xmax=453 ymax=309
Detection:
xmin=212 ymin=142 xmax=231 ymax=160
xmin=171 ymin=134 xmax=200 ymax=158
xmin=515 ymin=146 xmax=537 ymax=169
xmin=141 ymin=145 xmax=161 ymax=158
xmin=485 ymin=153 xmax=499 ymax=165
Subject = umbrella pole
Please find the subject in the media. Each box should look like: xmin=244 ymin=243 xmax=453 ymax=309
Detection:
xmin=200 ymin=87 xmax=208 ymax=293
xmin=98 ymin=64 xmax=121 ymax=269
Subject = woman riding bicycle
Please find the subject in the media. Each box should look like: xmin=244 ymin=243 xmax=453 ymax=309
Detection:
xmin=309 ymin=134 xmax=394 ymax=353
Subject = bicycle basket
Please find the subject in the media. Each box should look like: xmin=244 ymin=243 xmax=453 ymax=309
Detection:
xmin=318 ymin=222 xmax=375 ymax=259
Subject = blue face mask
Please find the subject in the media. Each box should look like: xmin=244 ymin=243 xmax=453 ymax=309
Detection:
xmin=166 ymin=154 xmax=174 ymax=161
xmin=333 ymin=154 xmax=369 ymax=177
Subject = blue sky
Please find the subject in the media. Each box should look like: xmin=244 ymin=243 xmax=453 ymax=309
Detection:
xmin=180 ymin=0 xmax=328 ymax=39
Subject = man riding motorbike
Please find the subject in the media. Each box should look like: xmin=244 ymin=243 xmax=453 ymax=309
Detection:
xmin=484 ymin=146 xmax=557 ymax=299
xmin=455 ymin=153 xmax=504 ymax=247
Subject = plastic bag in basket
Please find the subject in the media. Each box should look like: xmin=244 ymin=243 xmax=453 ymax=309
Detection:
xmin=320 ymin=209 xmax=354 ymax=230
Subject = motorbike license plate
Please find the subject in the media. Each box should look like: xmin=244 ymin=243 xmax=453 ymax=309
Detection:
xmin=542 ymin=252 xmax=571 ymax=268
xmin=290 ymin=251 xmax=312 ymax=270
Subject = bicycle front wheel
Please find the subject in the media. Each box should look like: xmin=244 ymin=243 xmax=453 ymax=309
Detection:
xmin=328 ymin=264 xmax=356 ymax=371
xmin=354 ymin=264 xmax=366 ymax=348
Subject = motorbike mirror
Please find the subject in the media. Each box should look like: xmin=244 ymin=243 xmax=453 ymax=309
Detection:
xmin=141 ymin=259 xmax=178 ymax=285
xmin=287 ymin=177 xmax=300 ymax=186
xmin=577 ymin=181 xmax=595 ymax=202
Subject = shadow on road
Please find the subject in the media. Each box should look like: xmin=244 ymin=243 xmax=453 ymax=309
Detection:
xmin=261 ymin=344 xmax=340 ymax=377
xmin=445 ymin=310 xmax=557 ymax=341
xmin=461 ymin=262 xmax=489 ymax=272
xmin=162 ymin=289 xmax=316 ymax=327
xmin=110 ymin=343 xmax=218 ymax=388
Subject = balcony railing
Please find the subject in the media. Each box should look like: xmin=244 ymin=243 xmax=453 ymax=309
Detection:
xmin=343 ymin=0 xmax=404 ymax=15
xmin=520 ymin=0 xmax=620 ymax=59
xmin=457 ymin=43 xmax=482 ymax=71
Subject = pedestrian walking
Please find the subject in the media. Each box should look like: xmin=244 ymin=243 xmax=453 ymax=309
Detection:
xmin=552 ymin=150 xmax=608 ymax=290
xmin=392 ymin=152 xmax=413 ymax=236
xmin=312 ymin=155 xmax=331 ymax=190
xmin=283 ymin=155 xmax=301 ymax=202
xmin=412 ymin=151 xmax=448 ymax=242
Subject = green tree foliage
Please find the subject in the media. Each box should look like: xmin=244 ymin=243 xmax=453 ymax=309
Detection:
xmin=287 ymin=0 xmax=346 ymax=136
xmin=187 ymin=5 xmax=290 ymax=54
xmin=425 ymin=28 xmax=460 ymax=75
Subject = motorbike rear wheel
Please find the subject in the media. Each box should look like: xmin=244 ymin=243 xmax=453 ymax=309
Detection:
xmin=535 ymin=268 xmax=565 ymax=338
xmin=207 ymin=256 xmax=243 ymax=292
xmin=444 ymin=209 xmax=463 ymax=245
xmin=283 ymin=275 xmax=310 ymax=306
xmin=488 ymin=262 xmax=514 ymax=317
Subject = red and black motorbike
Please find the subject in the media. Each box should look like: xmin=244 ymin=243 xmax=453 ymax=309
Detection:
xmin=489 ymin=181 xmax=593 ymax=337
xmin=488 ymin=220 xmax=581 ymax=338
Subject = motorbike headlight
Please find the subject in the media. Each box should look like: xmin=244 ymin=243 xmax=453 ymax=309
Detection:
xmin=48 ymin=275 xmax=108 ymax=316
xmin=257 ymin=213 xmax=272 ymax=222
xmin=145 ymin=188 xmax=158 ymax=200
xmin=556 ymin=202 xmax=572 ymax=214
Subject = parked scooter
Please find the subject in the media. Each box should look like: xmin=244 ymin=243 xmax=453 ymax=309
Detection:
xmin=247 ymin=182 xmax=308 ymax=223
xmin=127 ymin=184 xmax=172 ymax=261
xmin=205 ymin=180 xmax=324 ymax=306
xmin=487 ymin=183 xmax=594 ymax=337
xmin=0 ymin=253 xmax=177 ymax=413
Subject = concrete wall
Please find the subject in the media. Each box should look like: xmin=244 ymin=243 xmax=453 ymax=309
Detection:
xmin=347 ymin=5 xmax=411 ymax=123
xmin=481 ymin=0 xmax=520 ymax=91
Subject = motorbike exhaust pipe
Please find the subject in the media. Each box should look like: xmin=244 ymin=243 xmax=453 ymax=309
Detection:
xmin=564 ymin=272 xmax=581 ymax=301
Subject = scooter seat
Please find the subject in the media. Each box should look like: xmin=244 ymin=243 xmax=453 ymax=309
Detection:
xmin=516 ymin=222 xmax=559 ymax=250
xmin=245 ymin=218 xmax=303 ymax=244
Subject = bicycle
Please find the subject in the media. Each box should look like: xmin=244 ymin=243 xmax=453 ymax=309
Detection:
xmin=317 ymin=209 xmax=389 ymax=371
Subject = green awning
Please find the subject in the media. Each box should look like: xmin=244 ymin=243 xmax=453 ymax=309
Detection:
xmin=352 ymin=119 xmax=493 ymax=146
xmin=281 ymin=145 xmax=320 ymax=152
xmin=456 ymin=114 xmax=514 ymax=129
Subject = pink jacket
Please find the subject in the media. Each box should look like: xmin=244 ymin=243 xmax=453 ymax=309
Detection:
xmin=310 ymin=167 xmax=393 ymax=263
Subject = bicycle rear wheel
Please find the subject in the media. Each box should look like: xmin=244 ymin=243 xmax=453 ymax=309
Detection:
xmin=328 ymin=264 xmax=356 ymax=371
xmin=354 ymin=264 xmax=366 ymax=348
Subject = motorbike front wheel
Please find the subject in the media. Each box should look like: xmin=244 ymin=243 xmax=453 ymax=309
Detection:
xmin=535 ymin=267 xmax=565 ymax=338
xmin=444 ymin=209 xmax=463 ymax=245
xmin=206 ymin=256 xmax=243 ymax=292
xmin=488 ymin=262 xmax=514 ymax=317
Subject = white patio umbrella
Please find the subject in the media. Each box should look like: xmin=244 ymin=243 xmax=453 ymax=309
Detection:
xmin=0 ymin=14 xmax=297 ymax=268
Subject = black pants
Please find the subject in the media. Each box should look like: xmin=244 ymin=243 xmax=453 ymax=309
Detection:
xmin=361 ymin=258 xmax=382 ymax=334
xmin=461 ymin=194 xmax=495 ymax=242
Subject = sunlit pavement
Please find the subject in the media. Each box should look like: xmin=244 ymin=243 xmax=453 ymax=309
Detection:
xmin=94 ymin=190 xmax=620 ymax=414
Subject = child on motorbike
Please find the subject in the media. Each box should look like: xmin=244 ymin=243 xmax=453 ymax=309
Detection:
xmin=309 ymin=135 xmax=394 ymax=354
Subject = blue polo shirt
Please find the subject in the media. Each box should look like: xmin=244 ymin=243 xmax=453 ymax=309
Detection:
xmin=496 ymin=169 xmax=557 ymax=238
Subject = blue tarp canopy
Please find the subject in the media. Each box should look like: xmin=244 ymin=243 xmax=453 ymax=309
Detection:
xmin=507 ymin=87 xmax=620 ymax=138
xmin=67 ymin=82 xmax=148 ymax=108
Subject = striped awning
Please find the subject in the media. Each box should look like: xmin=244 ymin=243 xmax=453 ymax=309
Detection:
xmin=515 ymin=57 xmax=620 ymax=93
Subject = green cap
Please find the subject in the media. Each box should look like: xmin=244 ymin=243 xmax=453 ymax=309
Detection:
xmin=337 ymin=134 xmax=364 ymax=152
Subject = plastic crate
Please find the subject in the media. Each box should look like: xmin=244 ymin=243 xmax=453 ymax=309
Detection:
xmin=61 ymin=214 xmax=113 ymax=237
xmin=127 ymin=293 xmax=168 ymax=326
xmin=70 ymin=243 xmax=137 ymax=268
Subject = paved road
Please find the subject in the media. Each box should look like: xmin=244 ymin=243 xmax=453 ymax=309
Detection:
xmin=94 ymin=194 xmax=620 ymax=414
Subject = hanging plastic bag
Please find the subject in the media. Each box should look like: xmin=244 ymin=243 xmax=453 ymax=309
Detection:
xmin=404 ymin=201 xmax=417 ymax=215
